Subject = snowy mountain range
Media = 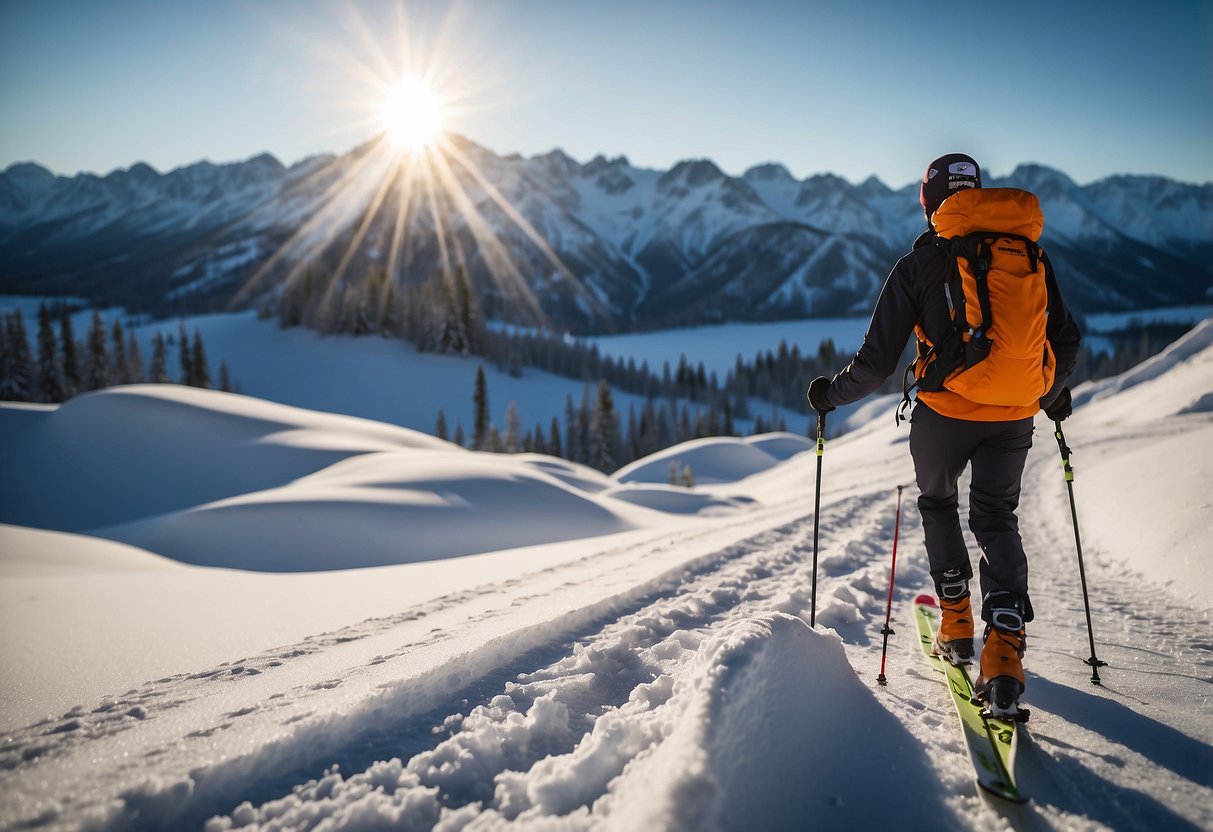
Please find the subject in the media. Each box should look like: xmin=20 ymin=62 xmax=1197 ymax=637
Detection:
xmin=2 ymin=135 xmax=1210 ymax=330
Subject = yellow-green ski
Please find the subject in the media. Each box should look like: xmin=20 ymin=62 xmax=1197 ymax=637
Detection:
xmin=914 ymin=593 xmax=1026 ymax=804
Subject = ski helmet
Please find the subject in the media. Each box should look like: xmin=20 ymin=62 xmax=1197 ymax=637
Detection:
xmin=920 ymin=153 xmax=982 ymax=221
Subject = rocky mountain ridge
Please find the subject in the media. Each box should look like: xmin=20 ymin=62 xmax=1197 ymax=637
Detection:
xmin=2 ymin=135 xmax=1209 ymax=330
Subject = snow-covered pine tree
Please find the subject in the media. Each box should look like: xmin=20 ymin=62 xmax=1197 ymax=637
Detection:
xmin=85 ymin=311 xmax=109 ymax=391
xmin=36 ymin=304 xmax=66 ymax=403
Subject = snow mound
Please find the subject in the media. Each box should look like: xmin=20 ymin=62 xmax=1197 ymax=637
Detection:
xmin=0 ymin=385 xmax=451 ymax=533
xmin=96 ymin=452 xmax=644 ymax=571
xmin=605 ymin=613 xmax=944 ymax=830
xmin=0 ymin=524 xmax=183 ymax=576
xmin=602 ymin=483 xmax=756 ymax=515
xmin=741 ymin=431 xmax=814 ymax=460
xmin=614 ymin=435 xmax=784 ymax=484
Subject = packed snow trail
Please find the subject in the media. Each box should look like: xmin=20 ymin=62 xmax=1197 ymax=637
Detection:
xmin=197 ymin=421 xmax=1211 ymax=831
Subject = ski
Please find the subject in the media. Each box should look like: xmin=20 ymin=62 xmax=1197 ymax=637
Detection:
xmin=913 ymin=593 xmax=1027 ymax=803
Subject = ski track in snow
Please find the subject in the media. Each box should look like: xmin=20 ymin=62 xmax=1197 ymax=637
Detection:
xmin=3 ymin=424 xmax=1211 ymax=830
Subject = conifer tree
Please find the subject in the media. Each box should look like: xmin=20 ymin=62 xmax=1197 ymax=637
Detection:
xmin=149 ymin=332 xmax=170 ymax=383
xmin=504 ymin=401 xmax=521 ymax=453
xmin=435 ymin=408 xmax=448 ymax=441
xmin=36 ymin=304 xmax=66 ymax=403
xmin=191 ymin=330 xmax=211 ymax=389
xmin=578 ymin=386 xmax=593 ymax=466
xmin=453 ymin=419 xmax=466 ymax=448
xmin=473 ymin=365 xmax=489 ymax=450
xmin=1 ymin=312 xmax=35 ymax=401
xmin=58 ymin=307 xmax=80 ymax=398
xmin=0 ymin=317 xmax=9 ymax=399
xmin=218 ymin=361 xmax=232 ymax=392
xmin=591 ymin=381 xmax=620 ymax=473
xmin=548 ymin=416 xmax=563 ymax=460
xmin=85 ymin=310 xmax=109 ymax=391
xmin=564 ymin=394 xmax=578 ymax=464
xmin=178 ymin=322 xmax=192 ymax=385
xmin=110 ymin=320 xmax=128 ymax=385
xmin=626 ymin=405 xmax=641 ymax=464
xmin=126 ymin=331 xmax=144 ymax=384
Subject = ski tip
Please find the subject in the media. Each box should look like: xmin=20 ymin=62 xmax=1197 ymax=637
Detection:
xmin=913 ymin=593 xmax=937 ymax=607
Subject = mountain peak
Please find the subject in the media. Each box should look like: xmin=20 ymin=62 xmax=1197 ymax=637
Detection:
xmin=531 ymin=148 xmax=580 ymax=180
xmin=660 ymin=159 xmax=725 ymax=190
xmin=856 ymin=174 xmax=892 ymax=197
xmin=743 ymin=163 xmax=795 ymax=184
xmin=1005 ymin=163 xmax=1077 ymax=193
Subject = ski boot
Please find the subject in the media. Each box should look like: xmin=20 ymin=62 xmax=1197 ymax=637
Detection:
xmin=973 ymin=591 xmax=1030 ymax=722
xmin=931 ymin=577 xmax=974 ymax=666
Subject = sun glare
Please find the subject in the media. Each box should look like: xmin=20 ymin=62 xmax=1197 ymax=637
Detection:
xmin=237 ymin=4 xmax=600 ymax=332
xmin=380 ymin=76 xmax=446 ymax=153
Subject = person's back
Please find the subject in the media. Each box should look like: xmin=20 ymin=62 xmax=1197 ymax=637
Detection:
xmin=806 ymin=152 xmax=1081 ymax=716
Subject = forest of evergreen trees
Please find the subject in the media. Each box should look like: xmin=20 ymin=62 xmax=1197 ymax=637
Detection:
xmin=262 ymin=264 xmax=1176 ymax=476
xmin=2 ymin=263 xmax=1180 ymax=479
xmin=0 ymin=303 xmax=233 ymax=403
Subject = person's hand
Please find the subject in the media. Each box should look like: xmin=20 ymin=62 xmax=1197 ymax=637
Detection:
xmin=807 ymin=376 xmax=835 ymax=414
xmin=1043 ymin=386 xmax=1072 ymax=421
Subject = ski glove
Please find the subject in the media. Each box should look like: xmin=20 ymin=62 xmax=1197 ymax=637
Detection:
xmin=807 ymin=376 xmax=835 ymax=414
xmin=1043 ymin=386 xmax=1072 ymax=421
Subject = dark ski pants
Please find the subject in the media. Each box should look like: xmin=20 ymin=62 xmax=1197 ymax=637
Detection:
xmin=909 ymin=402 xmax=1035 ymax=622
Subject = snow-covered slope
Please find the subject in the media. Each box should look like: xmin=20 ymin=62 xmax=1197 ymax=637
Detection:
xmin=1 ymin=321 xmax=1211 ymax=830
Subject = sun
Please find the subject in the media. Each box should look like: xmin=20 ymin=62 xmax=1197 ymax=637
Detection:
xmin=379 ymin=76 xmax=446 ymax=153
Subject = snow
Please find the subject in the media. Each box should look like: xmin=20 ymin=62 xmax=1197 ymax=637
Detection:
xmin=1 ymin=318 xmax=1212 ymax=830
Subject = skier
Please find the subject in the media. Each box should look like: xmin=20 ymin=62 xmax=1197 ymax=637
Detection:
xmin=806 ymin=153 xmax=1081 ymax=715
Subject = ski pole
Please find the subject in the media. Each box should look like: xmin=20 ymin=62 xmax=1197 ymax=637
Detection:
xmin=810 ymin=410 xmax=826 ymax=628
xmin=876 ymin=484 xmax=904 ymax=686
xmin=1053 ymin=421 xmax=1107 ymax=685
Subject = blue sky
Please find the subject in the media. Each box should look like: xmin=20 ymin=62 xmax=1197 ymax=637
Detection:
xmin=1 ymin=0 xmax=1210 ymax=187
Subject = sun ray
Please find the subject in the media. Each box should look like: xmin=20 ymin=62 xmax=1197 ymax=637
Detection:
xmin=234 ymin=1 xmax=618 ymax=335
